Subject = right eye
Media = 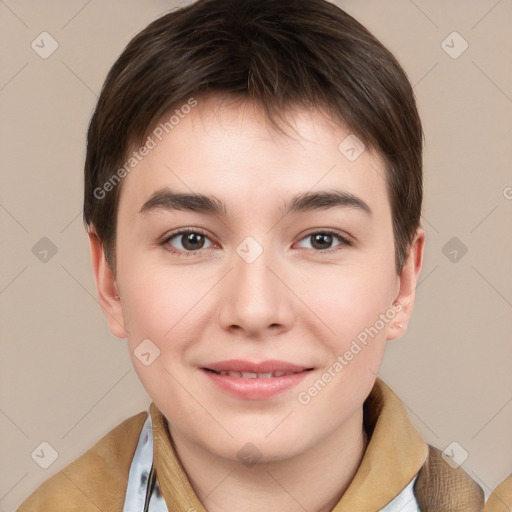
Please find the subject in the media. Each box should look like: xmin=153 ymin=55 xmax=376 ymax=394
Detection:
xmin=161 ymin=229 xmax=216 ymax=255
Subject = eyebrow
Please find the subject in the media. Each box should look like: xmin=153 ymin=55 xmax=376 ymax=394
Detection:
xmin=139 ymin=187 xmax=372 ymax=218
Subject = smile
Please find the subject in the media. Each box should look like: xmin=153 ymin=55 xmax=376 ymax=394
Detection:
xmin=201 ymin=361 xmax=314 ymax=400
xmin=207 ymin=369 xmax=302 ymax=378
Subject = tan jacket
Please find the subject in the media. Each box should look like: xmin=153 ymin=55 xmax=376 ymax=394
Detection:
xmin=17 ymin=378 xmax=509 ymax=511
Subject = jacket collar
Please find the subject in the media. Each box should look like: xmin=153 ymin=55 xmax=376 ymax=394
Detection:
xmin=150 ymin=377 xmax=428 ymax=511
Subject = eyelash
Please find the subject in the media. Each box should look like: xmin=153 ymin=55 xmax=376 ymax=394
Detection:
xmin=160 ymin=228 xmax=353 ymax=257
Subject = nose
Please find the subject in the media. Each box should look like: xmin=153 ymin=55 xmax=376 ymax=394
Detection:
xmin=217 ymin=241 xmax=295 ymax=338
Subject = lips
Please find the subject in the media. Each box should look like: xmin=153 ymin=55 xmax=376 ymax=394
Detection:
xmin=209 ymin=370 xmax=298 ymax=378
xmin=203 ymin=359 xmax=312 ymax=375
xmin=201 ymin=360 xmax=314 ymax=399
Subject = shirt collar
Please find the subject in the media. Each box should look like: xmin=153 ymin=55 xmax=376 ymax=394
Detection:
xmin=149 ymin=377 xmax=428 ymax=511
xmin=333 ymin=377 xmax=428 ymax=509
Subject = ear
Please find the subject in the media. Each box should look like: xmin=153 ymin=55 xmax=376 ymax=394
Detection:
xmin=88 ymin=227 xmax=128 ymax=339
xmin=386 ymin=227 xmax=426 ymax=341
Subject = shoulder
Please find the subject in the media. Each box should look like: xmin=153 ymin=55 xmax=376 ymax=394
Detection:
xmin=17 ymin=410 xmax=148 ymax=512
xmin=485 ymin=474 xmax=512 ymax=512
xmin=414 ymin=444 xmax=485 ymax=511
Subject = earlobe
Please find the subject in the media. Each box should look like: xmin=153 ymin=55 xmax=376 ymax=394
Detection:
xmin=88 ymin=228 xmax=128 ymax=339
xmin=386 ymin=227 xmax=426 ymax=341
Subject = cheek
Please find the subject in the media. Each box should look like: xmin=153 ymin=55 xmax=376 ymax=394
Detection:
xmin=124 ymin=283 xmax=185 ymax=355
xmin=301 ymin=269 xmax=394 ymax=420
xmin=119 ymin=267 xmax=196 ymax=399
xmin=118 ymin=257 xmax=213 ymax=362
xmin=115 ymin=244 xmax=174 ymax=340
xmin=303 ymin=261 xmax=396 ymax=345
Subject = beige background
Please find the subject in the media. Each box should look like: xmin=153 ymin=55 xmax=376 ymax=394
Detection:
xmin=1 ymin=0 xmax=511 ymax=509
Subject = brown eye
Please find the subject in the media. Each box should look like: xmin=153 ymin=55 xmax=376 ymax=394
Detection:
xmin=180 ymin=232 xmax=206 ymax=250
xmin=310 ymin=233 xmax=334 ymax=250
xmin=162 ymin=229 xmax=214 ymax=254
xmin=296 ymin=231 xmax=352 ymax=253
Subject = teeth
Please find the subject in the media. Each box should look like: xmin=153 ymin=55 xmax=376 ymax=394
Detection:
xmin=215 ymin=370 xmax=296 ymax=378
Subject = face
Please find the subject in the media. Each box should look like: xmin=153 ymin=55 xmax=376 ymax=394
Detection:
xmin=90 ymin=96 xmax=424 ymax=464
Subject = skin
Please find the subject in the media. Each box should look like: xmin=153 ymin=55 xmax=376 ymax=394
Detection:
xmin=89 ymin=95 xmax=425 ymax=512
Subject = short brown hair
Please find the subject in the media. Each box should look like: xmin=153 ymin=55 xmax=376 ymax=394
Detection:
xmin=83 ymin=0 xmax=423 ymax=275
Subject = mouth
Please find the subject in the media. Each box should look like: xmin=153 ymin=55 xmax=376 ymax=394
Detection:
xmin=203 ymin=368 xmax=310 ymax=378
xmin=202 ymin=359 xmax=314 ymax=376
xmin=200 ymin=360 xmax=314 ymax=399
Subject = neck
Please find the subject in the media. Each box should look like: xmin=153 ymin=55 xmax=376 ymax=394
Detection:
xmin=167 ymin=407 xmax=367 ymax=512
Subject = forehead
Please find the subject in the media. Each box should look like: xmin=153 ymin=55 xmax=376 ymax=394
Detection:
xmin=118 ymin=96 xmax=390 ymax=219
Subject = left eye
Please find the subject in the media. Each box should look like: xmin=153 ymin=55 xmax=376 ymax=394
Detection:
xmin=296 ymin=231 xmax=351 ymax=252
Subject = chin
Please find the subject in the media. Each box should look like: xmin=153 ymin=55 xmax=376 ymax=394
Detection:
xmin=225 ymin=430 xmax=310 ymax=463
